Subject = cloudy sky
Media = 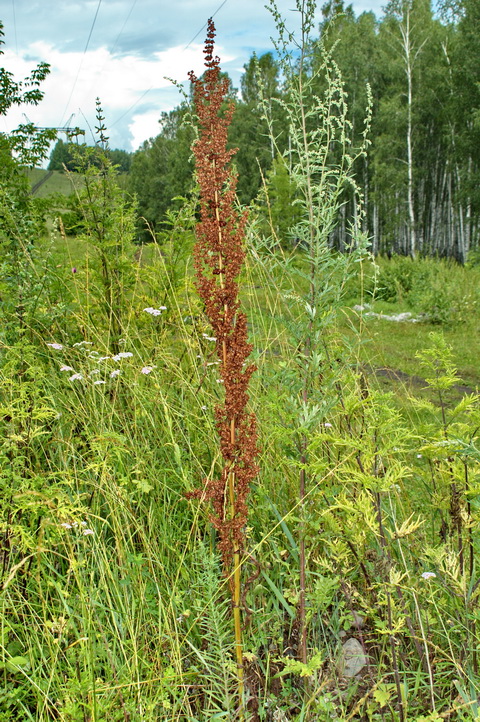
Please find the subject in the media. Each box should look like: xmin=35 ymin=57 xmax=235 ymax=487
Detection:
xmin=1 ymin=0 xmax=385 ymax=156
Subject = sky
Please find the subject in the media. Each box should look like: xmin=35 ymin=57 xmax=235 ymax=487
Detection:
xmin=1 ymin=0 xmax=386 ymax=157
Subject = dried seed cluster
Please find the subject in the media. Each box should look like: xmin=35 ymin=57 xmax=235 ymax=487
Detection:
xmin=188 ymin=19 xmax=259 ymax=568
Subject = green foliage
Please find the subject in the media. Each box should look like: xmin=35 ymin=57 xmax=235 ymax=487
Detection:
xmin=2 ymin=9 xmax=480 ymax=722
xmin=369 ymin=255 xmax=480 ymax=324
xmin=128 ymin=104 xmax=194 ymax=240
xmin=255 ymin=154 xmax=302 ymax=244
xmin=48 ymin=138 xmax=132 ymax=173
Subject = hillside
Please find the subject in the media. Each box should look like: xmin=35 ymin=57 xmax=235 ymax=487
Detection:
xmin=25 ymin=167 xmax=79 ymax=197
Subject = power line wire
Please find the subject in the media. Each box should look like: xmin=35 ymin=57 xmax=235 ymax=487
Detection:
xmin=75 ymin=0 xmax=139 ymax=123
xmin=184 ymin=0 xmax=229 ymax=50
xmin=109 ymin=0 xmax=231 ymax=133
xmin=58 ymin=0 xmax=103 ymax=126
xmin=110 ymin=87 xmax=152 ymax=128
xmin=11 ymin=0 xmax=18 ymax=54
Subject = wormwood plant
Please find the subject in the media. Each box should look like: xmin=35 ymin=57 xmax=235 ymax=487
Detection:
xmin=253 ymin=0 xmax=371 ymax=665
xmin=187 ymin=20 xmax=259 ymax=719
xmin=68 ymin=102 xmax=137 ymax=354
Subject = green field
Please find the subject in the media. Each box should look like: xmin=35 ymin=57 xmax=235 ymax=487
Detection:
xmin=25 ymin=167 xmax=79 ymax=197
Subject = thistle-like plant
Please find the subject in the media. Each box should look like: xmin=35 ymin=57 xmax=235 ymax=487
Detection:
xmin=187 ymin=19 xmax=259 ymax=718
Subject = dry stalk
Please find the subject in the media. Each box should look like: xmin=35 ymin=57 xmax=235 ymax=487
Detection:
xmin=187 ymin=19 xmax=259 ymax=719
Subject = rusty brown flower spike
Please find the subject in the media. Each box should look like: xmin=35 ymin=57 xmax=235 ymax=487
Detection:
xmin=188 ymin=18 xmax=259 ymax=570
xmin=187 ymin=18 xmax=259 ymax=715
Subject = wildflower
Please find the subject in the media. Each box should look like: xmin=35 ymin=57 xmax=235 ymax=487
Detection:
xmin=141 ymin=366 xmax=155 ymax=375
xmin=72 ymin=267 xmax=77 ymax=273
xmin=69 ymin=373 xmax=83 ymax=381
xmin=60 ymin=365 xmax=73 ymax=372
xmin=82 ymin=528 xmax=94 ymax=536
xmin=323 ymin=422 xmax=333 ymax=428
xmin=201 ymin=405 xmax=207 ymax=410
xmin=110 ymin=369 xmax=121 ymax=379
xmin=80 ymin=521 xmax=87 ymax=526
xmin=94 ymin=380 xmax=106 ymax=385
xmin=90 ymin=369 xmax=100 ymax=375
xmin=47 ymin=342 xmax=63 ymax=350
xmin=202 ymin=333 xmax=216 ymax=342
xmin=73 ymin=341 xmax=93 ymax=347
xmin=112 ymin=352 xmax=133 ymax=361
xmin=421 ymin=572 xmax=436 ymax=580
xmin=143 ymin=306 xmax=166 ymax=316
xmin=61 ymin=522 xmax=73 ymax=529
xmin=98 ymin=356 xmax=110 ymax=362
xmin=417 ymin=454 xmax=423 ymax=459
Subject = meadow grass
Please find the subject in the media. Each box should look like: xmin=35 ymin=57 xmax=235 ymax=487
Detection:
xmin=2 ymin=237 xmax=480 ymax=720
xmin=4 ymin=106 xmax=480 ymax=722
xmin=25 ymin=169 xmax=80 ymax=198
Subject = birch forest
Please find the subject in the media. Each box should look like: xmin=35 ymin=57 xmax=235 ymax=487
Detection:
xmin=121 ymin=0 xmax=480 ymax=261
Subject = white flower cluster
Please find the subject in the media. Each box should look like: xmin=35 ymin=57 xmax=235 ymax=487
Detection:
xmin=48 ymin=342 xmax=155 ymax=385
xmin=60 ymin=520 xmax=94 ymax=536
xmin=144 ymin=306 xmax=167 ymax=316
xmin=141 ymin=366 xmax=155 ymax=375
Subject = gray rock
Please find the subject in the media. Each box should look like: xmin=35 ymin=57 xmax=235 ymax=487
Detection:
xmin=338 ymin=637 xmax=367 ymax=678
xmin=351 ymin=610 xmax=365 ymax=629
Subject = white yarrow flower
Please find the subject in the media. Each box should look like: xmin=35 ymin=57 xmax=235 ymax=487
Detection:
xmin=112 ymin=352 xmax=133 ymax=361
xmin=60 ymin=365 xmax=73 ymax=372
xmin=421 ymin=572 xmax=436 ymax=580
xmin=69 ymin=373 xmax=83 ymax=381
xmin=144 ymin=307 xmax=164 ymax=316
xmin=82 ymin=528 xmax=94 ymax=536
xmin=61 ymin=523 xmax=73 ymax=529
xmin=141 ymin=366 xmax=155 ymax=375
xmin=110 ymin=369 xmax=121 ymax=379
xmin=47 ymin=342 xmax=63 ymax=350
xmin=94 ymin=380 xmax=106 ymax=385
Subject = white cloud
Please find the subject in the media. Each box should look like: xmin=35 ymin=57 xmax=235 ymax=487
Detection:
xmin=128 ymin=109 xmax=162 ymax=149
xmin=2 ymin=40 xmax=233 ymax=150
xmin=1 ymin=0 xmax=385 ymax=154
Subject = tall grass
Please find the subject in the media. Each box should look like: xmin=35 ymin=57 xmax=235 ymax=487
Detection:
xmin=1 ymin=5 xmax=480 ymax=721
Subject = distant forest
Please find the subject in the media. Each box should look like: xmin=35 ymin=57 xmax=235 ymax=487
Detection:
xmin=49 ymin=0 xmax=480 ymax=262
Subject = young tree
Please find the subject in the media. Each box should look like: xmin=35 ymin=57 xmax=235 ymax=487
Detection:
xmin=0 ymin=22 xmax=57 ymax=341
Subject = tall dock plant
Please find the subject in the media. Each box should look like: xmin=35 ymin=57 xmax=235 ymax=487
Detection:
xmin=187 ymin=20 xmax=259 ymax=719
xmin=256 ymin=0 xmax=372 ymax=664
